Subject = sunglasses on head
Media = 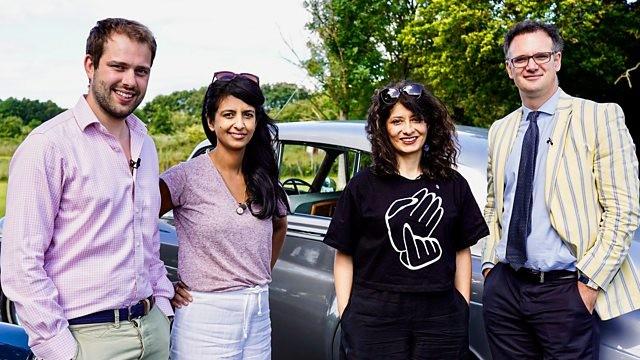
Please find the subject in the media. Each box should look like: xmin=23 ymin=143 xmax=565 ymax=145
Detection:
xmin=212 ymin=71 xmax=260 ymax=86
xmin=380 ymin=83 xmax=424 ymax=104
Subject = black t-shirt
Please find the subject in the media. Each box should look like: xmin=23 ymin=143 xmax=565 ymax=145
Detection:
xmin=324 ymin=167 xmax=489 ymax=293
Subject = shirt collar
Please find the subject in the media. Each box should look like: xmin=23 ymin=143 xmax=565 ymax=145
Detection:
xmin=72 ymin=95 xmax=147 ymax=135
xmin=522 ymin=87 xmax=561 ymax=119
xmin=73 ymin=96 xmax=100 ymax=131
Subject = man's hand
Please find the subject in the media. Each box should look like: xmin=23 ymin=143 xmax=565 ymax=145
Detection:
xmin=577 ymin=281 xmax=598 ymax=314
xmin=385 ymin=188 xmax=443 ymax=270
xmin=171 ymin=281 xmax=193 ymax=309
xmin=483 ymin=268 xmax=491 ymax=278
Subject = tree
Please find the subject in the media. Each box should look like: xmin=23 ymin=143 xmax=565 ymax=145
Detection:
xmin=147 ymin=108 xmax=174 ymax=135
xmin=401 ymin=0 xmax=640 ymax=127
xmin=262 ymin=82 xmax=311 ymax=114
xmin=139 ymin=88 xmax=206 ymax=123
xmin=0 ymin=116 xmax=24 ymax=138
xmin=401 ymin=0 xmax=520 ymax=126
xmin=273 ymin=93 xmax=340 ymax=121
xmin=0 ymin=98 xmax=64 ymax=124
xmin=303 ymin=0 xmax=419 ymax=119
xmin=138 ymin=88 xmax=206 ymax=134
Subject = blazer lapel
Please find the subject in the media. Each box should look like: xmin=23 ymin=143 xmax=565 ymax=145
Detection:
xmin=545 ymin=91 xmax=574 ymax=206
xmin=495 ymin=110 xmax=522 ymax=219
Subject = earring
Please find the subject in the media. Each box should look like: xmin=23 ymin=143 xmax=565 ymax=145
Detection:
xmin=423 ymin=143 xmax=430 ymax=153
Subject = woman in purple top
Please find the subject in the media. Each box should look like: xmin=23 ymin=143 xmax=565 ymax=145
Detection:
xmin=159 ymin=71 xmax=288 ymax=359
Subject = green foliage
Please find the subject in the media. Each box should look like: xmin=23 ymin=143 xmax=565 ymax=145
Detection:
xmin=0 ymin=139 xmax=20 ymax=216
xmin=0 ymin=157 xmax=8 ymax=182
xmin=272 ymin=93 xmax=341 ymax=121
xmin=262 ymin=82 xmax=311 ymax=113
xmin=139 ymin=88 xmax=206 ymax=135
xmin=401 ymin=0 xmax=640 ymax=127
xmin=303 ymin=0 xmax=418 ymax=119
xmin=0 ymin=97 xmax=64 ymax=125
xmin=0 ymin=116 xmax=24 ymax=138
xmin=148 ymin=108 xmax=174 ymax=135
xmin=0 ymin=180 xmax=6 ymax=217
xmin=153 ymin=124 xmax=205 ymax=172
xmin=140 ymin=88 xmax=206 ymax=119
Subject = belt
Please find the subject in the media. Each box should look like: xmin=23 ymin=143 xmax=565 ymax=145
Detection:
xmin=68 ymin=296 xmax=154 ymax=325
xmin=510 ymin=266 xmax=577 ymax=284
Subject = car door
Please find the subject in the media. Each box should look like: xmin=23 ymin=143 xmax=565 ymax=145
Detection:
xmin=270 ymin=141 xmax=367 ymax=360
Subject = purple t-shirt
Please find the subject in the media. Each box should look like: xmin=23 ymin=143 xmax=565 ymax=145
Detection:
xmin=161 ymin=154 xmax=279 ymax=292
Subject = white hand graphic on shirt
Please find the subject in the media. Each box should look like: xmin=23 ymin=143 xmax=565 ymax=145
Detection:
xmin=385 ymin=188 xmax=443 ymax=270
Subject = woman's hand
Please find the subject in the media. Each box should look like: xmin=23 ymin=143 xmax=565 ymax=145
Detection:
xmin=171 ymin=281 xmax=193 ymax=309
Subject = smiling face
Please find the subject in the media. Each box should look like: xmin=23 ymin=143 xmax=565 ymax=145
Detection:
xmin=506 ymin=30 xmax=561 ymax=107
xmin=208 ymin=95 xmax=257 ymax=152
xmin=84 ymin=33 xmax=152 ymax=122
xmin=385 ymin=102 xmax=428 ymax=159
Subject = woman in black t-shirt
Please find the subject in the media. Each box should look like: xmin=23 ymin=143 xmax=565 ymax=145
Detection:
xmin=324 ymin=81 xmax=489 ymax=359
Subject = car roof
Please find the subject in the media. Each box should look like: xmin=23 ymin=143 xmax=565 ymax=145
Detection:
xmin=277 ymin=121 xmax=370 ymax=151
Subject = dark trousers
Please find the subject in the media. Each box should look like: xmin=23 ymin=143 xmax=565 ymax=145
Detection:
xmin=483 ymin=263 xmax=599 ymax=360
xmin=340 ymin=285 xmax=470 ymax=360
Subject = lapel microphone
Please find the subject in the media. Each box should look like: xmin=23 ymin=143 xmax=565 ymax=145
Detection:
xmin=129 ymin=158 xmax=141 ymax=169
xmin=546 ymin=138 xmax=553 ymax=146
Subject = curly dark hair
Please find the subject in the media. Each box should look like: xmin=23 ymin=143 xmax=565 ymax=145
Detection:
xmin=201 ymin=76 xmax=289 ymax=219
xmin=365 ymin=81 xmax=458 ymax=180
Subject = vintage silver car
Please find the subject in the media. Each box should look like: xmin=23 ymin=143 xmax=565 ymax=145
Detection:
xmin=1 ymin=121 xmax=639 ymax=359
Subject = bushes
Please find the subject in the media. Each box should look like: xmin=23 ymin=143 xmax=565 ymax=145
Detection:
xmin=153 ymin=124 xmax=205 ymax=172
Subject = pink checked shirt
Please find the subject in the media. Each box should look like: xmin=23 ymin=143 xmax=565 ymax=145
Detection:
xmin=0 ymin=97 xmax=174 ymax=360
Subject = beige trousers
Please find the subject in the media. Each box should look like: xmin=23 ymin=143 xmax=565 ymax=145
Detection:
xmin=69 ymin=305 xmax=171 ymax=360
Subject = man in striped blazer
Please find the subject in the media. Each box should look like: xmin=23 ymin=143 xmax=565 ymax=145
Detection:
xmin=481 ymin=20 xmax=640 ymax=359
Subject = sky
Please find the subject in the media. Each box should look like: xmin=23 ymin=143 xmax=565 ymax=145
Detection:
xmin=0 ymin=0 xmax=313 ymax=108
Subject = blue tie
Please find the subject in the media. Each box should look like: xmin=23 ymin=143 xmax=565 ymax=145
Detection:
xmin=506 ymin=111 xmax=540 ymax=270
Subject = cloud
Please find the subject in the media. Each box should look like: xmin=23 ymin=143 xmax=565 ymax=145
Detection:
xmin=0 ymin=0 xmax=312 ymax=107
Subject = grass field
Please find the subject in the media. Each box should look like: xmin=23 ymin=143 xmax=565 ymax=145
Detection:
xmin=0 ymin=181 xmax=6 ymax=217
xmin=0 ymin=140 xmax=18 ymax=218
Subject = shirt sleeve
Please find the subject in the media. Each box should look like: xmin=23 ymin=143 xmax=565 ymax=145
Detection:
xmin=0 ymin=134 xmax=77 ymax=360
xmin=160 ymin=161 xmax=187 ymax=207
xmin=276 ymin=196 xmax=289 ymax=217
xmin=323 ymin=183 xmax=361 ymax=255
xmin=144 ymin=137 xmax=175 ymax=317
xmin=454 ymin=174 xmax=489 ymax=251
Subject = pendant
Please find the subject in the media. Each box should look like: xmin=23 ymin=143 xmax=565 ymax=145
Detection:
xmin=236 ymin=202 xmax=247 ymax=215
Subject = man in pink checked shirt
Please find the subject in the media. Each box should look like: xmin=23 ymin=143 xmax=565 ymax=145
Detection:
xmin=1 ymin=18 xmax=174 ymax=360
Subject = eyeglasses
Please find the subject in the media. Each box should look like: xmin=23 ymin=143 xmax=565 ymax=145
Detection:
xmin=507 ymin=52 xmax=557 ymax=68
xmin=212 ymin=71 xmax=260 ymax=85
xmin=380 ymin=83 xmax=424 ymax=104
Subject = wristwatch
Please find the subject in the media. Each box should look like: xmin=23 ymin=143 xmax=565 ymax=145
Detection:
xmin=578 ymin=273 xmax=599 ymax=290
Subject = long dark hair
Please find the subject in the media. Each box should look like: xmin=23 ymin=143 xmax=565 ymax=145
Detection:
xmin=201 ymin=76 xmax=289 ymax=219
xmin=366 ymin=80 xmax=458 ymax=180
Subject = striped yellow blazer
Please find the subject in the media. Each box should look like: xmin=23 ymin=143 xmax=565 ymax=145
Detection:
xmin=481 ymin=90 xmax=640 ymax=320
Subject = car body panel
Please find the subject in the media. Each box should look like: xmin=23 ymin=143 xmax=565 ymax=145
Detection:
xmin=0 ymin=322 xmax=32 ymax=359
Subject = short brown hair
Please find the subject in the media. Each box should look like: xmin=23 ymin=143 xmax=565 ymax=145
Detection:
xmin=503 ymin=20 xmax=564 ymax=57
xmin=86 ymin=18 xmax=157 ymax=68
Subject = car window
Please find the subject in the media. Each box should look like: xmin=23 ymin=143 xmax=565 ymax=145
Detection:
xmin=279 ymin=144 xmax=327 ymax=194
xmin=279 ymin=142 xmax=368 ymax=218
